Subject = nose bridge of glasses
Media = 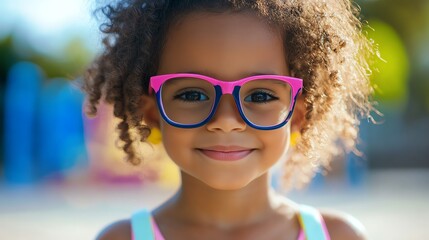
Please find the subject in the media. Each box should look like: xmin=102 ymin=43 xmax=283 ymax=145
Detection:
xmin=217 ymin=81 xmax=236 ymax=94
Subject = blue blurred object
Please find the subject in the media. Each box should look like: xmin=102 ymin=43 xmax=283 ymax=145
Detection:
xmin=4 ymin=62 xmax=42 ymax=184
xmin=36 ymin=78 xmax=87 ymax=179
xmin=55 ymin=79 xmax=87 ymax=172
xmin=346 ymin=120 xmax=369 ymax=187
xmin=309 ymin=170 xmax=325 ymax=189
xmin=3 ymin=62 xmax=87 ymax=185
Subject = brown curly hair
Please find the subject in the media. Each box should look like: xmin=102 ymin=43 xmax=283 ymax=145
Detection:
xmin=83 ymin=0 xmax=376 ymax=189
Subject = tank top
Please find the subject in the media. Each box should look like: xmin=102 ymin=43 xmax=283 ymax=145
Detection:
xmin=131 ymin=205 xmax=330 ymax=240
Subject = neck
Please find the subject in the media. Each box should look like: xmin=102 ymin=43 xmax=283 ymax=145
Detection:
xmin=170 ymin=171 xmax=282 ymax=229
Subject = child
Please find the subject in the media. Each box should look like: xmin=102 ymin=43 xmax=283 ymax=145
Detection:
xmin=83 ymin=0 xmax=374 ymax=239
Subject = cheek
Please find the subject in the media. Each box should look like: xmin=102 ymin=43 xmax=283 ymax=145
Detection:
xmin=260 ymin=127 xmax=291 ymax=164
xmin=160 ymin=123 xmax=194 ymax=164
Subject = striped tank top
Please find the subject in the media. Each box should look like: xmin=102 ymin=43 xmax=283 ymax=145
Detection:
xmin=131 ymin=205 xmax=330 ymax=240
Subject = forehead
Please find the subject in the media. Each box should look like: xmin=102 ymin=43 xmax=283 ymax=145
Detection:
xmin=157 ymin=11 xmax=289 ymax=80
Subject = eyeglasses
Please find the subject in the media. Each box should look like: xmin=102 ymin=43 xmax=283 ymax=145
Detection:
xmin=149 ymin=73 xmax=302 ymax=130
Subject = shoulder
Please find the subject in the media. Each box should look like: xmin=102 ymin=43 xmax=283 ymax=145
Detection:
xmin=320 ymin=209 xmax=367 ymax=240
xmin=95 ymin=219 xmax=132 ymax=240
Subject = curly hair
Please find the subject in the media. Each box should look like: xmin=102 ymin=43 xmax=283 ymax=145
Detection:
xmin=83 ymin=0 xmax=376 ymax=189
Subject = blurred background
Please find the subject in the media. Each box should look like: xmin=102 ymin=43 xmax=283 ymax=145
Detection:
xmin=0 ymin=0 xmax=428 ymax=239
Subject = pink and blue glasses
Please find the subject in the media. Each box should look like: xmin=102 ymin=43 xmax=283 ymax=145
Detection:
xmin=149 ymin=73 xmax=302 ymax=130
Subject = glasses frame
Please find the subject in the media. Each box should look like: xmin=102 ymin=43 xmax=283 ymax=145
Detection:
xmin=149 ymin=73 xmax=303 ymax=130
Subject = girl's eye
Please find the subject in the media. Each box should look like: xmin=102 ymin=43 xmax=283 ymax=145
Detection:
xmin=174 ymin=90 xmax=209 ymax=102
xmin=244 ymin=91 xmax=278 ymax=103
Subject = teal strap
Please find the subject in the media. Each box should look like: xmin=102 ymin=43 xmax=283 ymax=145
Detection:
xmin=299 ymin=205 xmax=328 ymax=240
xmin=131 ymin=209 xmax=155 ymax=240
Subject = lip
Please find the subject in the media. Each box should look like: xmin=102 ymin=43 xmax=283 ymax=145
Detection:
xmin=196 ymin=145 xmax=255 ymax=161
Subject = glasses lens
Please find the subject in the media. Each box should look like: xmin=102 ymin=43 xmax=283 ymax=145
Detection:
xmin=160 ymin=77 xmax=215 ymax=125
xmin=239 ymin=79 xmax=292 ymax=127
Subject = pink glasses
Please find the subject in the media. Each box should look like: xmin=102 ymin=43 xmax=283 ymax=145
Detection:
xmin=149 ymin=73 xmax=303 ymax=130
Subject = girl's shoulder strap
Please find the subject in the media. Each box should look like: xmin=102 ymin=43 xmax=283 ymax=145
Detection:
xmin=131 ymin=209 xmax=155 ymax=240
xmin=298 ymin=204 xmax=331 ymax=240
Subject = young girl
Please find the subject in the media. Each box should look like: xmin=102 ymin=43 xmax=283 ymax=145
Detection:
xmin=83 ymin=0 xmax=374 ymax=239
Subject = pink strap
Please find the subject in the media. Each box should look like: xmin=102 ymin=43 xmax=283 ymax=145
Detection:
xmin=321 ymin=216 xmax=330 ymax=240
xmin=297 ymin=229 xmax=305 ymax=240
xmin=151 ymin=218 xmax=165 ymax=240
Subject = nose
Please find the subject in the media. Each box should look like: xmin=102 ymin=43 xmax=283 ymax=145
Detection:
xmin=206 ymin=95 xmax=246 ymax=132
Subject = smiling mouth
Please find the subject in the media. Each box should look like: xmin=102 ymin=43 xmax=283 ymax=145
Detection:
xmin=196 ymin=148 xmax=254 ymax=161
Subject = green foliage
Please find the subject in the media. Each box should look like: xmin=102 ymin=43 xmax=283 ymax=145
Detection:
xmin=367 ymin=19 xmax=409 ymax=105
xmin=0 ymin=36 xmax=20 ymax=81
xmin=0 ymin=35 xmax=94 ymax=82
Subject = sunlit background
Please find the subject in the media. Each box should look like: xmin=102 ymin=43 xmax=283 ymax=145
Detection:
xmin=0 ymin=0 xmax=428 ymax=239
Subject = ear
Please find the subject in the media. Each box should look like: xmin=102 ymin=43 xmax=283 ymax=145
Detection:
xmin=290 ymin=94 xmax=306 ymax=133
xmin=139 ymin=95 xmax=161 ymax=129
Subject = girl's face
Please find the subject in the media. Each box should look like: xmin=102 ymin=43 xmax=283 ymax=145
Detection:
xmin=152 ymin=11 xmax=292 ymax=190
